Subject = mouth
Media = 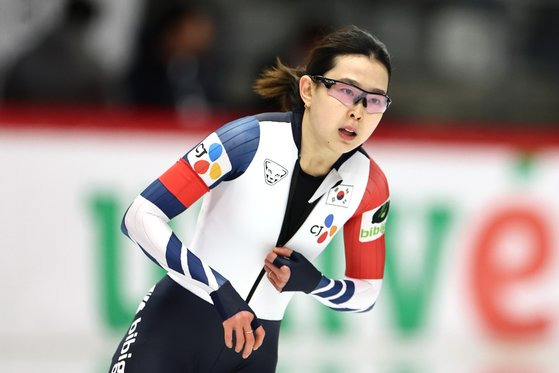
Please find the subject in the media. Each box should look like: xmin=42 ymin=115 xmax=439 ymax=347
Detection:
xmin=338 ymin=127 xmax=357 ymax=138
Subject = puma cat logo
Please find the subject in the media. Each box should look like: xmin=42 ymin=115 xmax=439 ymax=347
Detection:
xmin=264 ymin=159 xmax=288 ymax=186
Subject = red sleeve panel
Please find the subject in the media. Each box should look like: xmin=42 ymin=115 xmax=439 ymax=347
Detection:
xmin=159 ymin=158 xmax=210 ymax=208
xmin=343 ymin=159 xmax=389 ymax=280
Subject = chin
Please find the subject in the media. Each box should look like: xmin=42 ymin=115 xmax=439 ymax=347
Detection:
xmin=333 ymin=142 xmax=358 ymax=155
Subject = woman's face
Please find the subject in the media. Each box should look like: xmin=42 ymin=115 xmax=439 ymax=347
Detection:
xmin=301 ymin=54 xmax=390 ymax=156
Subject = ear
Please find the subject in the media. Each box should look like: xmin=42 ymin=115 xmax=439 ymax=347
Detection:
xmin=299 ymin=75 xmax=314 ymax=108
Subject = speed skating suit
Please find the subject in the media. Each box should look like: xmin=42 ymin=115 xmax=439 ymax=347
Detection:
xmin=110 ymin=110 xmax=390 ymax=372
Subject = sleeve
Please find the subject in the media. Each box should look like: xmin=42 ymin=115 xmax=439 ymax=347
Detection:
xmin=121 ymin=116 xmax=260 ymax=319
xmin=310 ymin=160 xmax=389 ymax=312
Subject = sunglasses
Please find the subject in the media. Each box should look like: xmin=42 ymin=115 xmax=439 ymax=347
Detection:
xmin=311 ymin=75 xmax=391 ymax=114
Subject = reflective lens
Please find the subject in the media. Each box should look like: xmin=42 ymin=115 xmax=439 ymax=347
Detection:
xmin=312 ymin=76 xmax=391 ymax=114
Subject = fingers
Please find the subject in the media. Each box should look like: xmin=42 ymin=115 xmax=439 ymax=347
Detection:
xmin=241 ymin=328 xmax=255 ymax=359
xmin=265 ymin=247 xmax=293 ymax=292
xmin=265 ymin=247 xmax=293 ymax=265
xmin=265 ymin=262 xmax=291 ymax=292
xmin=265 ymin=262 xmax=290 ymax=280
xmin=234 ymin=325 xmax=244 ymax=353
xmin=264 ymin=263 xmax=279 ymax=290
xmin=265 ymin=250 xmax=277 ymax=264
xmin=272 ymin=246 xmax=293 ymax=257
xmin=254 ymin=326 xmax=265 ymax=351
xmin=223 ymin=311 xmax=265 ymax=359
xmin=224 ymin=324 xmax=233 ymax=349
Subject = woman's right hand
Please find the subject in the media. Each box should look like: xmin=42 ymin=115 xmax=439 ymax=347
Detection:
xmin=209 ymin=281 xmax=265 ymax=358
xmin=222 ymin=311 xmax=265 ymax=359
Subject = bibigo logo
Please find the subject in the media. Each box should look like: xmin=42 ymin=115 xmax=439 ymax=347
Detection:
xmin=110 ymin=316 xmax=142 ymax=373
xmin=310 ymin=214 xmax=337 ymax=244
xmin=359 ymin=200 xmax=389 ymax=242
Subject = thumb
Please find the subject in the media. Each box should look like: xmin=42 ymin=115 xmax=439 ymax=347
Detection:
xmin=272 ymin=247 xmax=293 ymax=257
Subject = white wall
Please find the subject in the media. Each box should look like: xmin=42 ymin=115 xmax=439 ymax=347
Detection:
xmin=1 ymin=124 xmax=558 ymax=373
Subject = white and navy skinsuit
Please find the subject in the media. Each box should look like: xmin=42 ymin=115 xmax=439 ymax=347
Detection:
xmin=109 ymin=110 xmax=390 ymax=373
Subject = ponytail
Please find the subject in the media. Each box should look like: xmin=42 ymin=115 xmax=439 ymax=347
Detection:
xmin=253 ymin=58 xmax=305 ymax=111
xmin=253 ymin=26 xmax=391 ymax=112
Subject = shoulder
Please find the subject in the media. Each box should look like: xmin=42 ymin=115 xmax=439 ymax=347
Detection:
xmin=354 ymin=153 xmax=389 ymax=215
xmin=367 ymin=157 xmax=389 ymax=199
xmin=215 ymin=111 xmax=293 ymax=145
xmin=253 ymin=111 xmax=293 ymax=124
xmin=196 ymin=112 xmax=293 ymax=181
xmin=215 ymin=115 xmax=260 ymax=146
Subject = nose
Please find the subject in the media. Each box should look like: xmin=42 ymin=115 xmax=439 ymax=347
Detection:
xmin=349 ymin=99 xmax=366 ymax=120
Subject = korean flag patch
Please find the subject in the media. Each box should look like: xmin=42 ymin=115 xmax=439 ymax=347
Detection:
xmin=186 ymin=132 xmax=232 ymax=187
xmin=326 ymin=184 xmax=353 ymax=208
xmin=359 ymin=200 xmax=390 ymax=242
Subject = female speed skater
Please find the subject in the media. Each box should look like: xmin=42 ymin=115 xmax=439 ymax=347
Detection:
xmin=109 ymin=25 xmax=392 ymax=373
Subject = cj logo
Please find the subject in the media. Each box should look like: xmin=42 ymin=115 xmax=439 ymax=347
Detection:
xmin=310 ymin=214 xmax=337 ymax=244
xmin=186 ymin=132 xmax=232 ymax=187
xmin=192 ymin=142 xmax=225 ymax=180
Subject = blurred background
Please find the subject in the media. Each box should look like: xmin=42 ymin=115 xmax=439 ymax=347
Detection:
xmin=0 ymin=0 xmax=558 ymax=372
xmin=0 ymin=0 xmax=558 ymax=123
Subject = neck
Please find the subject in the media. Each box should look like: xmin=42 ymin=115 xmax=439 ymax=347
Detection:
xmin=299 ymin=112 xmax=340 ymax=176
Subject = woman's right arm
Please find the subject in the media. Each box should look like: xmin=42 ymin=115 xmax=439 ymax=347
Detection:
xmin=122 ymin=157 xmax=219 ymax=294
xmin=122 ymin=116 xmax=264 ymax=357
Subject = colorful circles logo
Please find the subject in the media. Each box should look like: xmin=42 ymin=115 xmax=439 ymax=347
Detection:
xmin=317 ymin=214 xmax=337 ymax=244
xmin=193 ymin=143 xmax=224 ymax=180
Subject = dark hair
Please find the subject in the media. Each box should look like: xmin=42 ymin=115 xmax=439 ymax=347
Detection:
xmin=254 ymin=25 xmax=391 ymax=111
xmin=64 ymin=0 xmax=99 ymax=28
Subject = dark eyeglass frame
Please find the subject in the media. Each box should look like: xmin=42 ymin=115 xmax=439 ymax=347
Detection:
xmin=310 ymin=75 xmax=392 ymax=113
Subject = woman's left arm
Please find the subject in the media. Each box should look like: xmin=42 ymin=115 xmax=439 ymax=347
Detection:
xmin=265 ymin=160 xmax=390 ymax=312
xmin=309 ymin=198 xmax=388 ymax=312
xmin=265 ymin=200 xmax=388 ymax=313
